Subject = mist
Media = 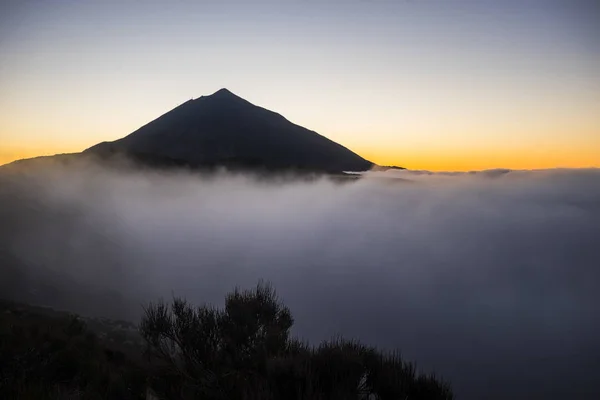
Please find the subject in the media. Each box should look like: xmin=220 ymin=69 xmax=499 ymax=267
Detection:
xmin=1 ymin=161 xmax=599 ymax=399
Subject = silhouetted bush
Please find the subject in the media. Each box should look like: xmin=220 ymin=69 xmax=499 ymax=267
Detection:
xmin=0 ymin=283 xmax=453 ymax=399
xmin=140 ymin=281 xmax=293 ymax=399
xmin=140 ymin=282 xmax=454 ymax=399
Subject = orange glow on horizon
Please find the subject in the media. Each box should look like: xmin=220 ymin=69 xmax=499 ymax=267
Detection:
xmin=2 ymin=142 xmax=598 ymax=172
xmin=0 ymin=146 xmax=82 ymax=167
xmin=360 ymin=146 xmax=600 ymax=172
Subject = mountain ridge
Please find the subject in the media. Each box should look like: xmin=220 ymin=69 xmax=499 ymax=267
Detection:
xmin=82 ymin=88 xmax=374 ymax=173
xmin=2 ymin=89 xmax=407 ymax=173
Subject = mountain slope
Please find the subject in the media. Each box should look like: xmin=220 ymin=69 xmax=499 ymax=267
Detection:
xmin=84 ymin=89 xmax=373 ymax=173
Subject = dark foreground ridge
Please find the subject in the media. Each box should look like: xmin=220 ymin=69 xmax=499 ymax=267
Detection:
xmin=82 ymin=88 xmax=374 ymax=174
xmin=0 ymin=283 xmax=453 ymax=399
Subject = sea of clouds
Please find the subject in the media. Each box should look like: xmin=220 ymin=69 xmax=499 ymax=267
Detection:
xmin=1 ymin=161 xmax=599 ymax=399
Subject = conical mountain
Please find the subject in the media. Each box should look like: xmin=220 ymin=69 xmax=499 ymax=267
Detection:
xmin=85 ymin=89 xmax=373 ymax=173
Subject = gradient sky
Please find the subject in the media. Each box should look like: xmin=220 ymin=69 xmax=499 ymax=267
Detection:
xmin=1 ymin=0 xmax=599 ymax=170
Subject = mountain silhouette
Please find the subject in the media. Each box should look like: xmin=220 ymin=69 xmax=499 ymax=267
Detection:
xmin=84 ymin=88 xmax=374 ymax=173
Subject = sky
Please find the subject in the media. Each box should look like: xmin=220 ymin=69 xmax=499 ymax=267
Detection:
xmin=0 ymin=0 xmax=599 ymax=170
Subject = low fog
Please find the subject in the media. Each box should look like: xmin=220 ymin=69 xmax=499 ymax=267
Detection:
xmin=1 ymin=161 xmax=599 ymax=399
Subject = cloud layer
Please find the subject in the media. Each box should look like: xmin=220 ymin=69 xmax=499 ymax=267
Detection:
xmin=1 ymin=162 xmax=599 ymax=399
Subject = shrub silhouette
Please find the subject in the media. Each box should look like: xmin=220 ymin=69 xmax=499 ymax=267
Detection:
xmin=140 ymin=282 xmax=454 ymax=399
xmin=0 ymin=283 xmax=453 ymax=399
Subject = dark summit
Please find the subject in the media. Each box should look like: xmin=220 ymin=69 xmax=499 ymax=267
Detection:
xmin=85 ymin=89 xmax=373 ymax=173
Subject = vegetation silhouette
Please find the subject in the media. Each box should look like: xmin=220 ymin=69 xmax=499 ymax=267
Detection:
xmin=140 ymin=281 xmax=453 ymax=400
xmin=0 ymin=282 xmax=453 ymax=399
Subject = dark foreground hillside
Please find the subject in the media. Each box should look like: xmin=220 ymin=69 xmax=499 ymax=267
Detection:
xmin=0 ymin=283 xmax=453 ymax=400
